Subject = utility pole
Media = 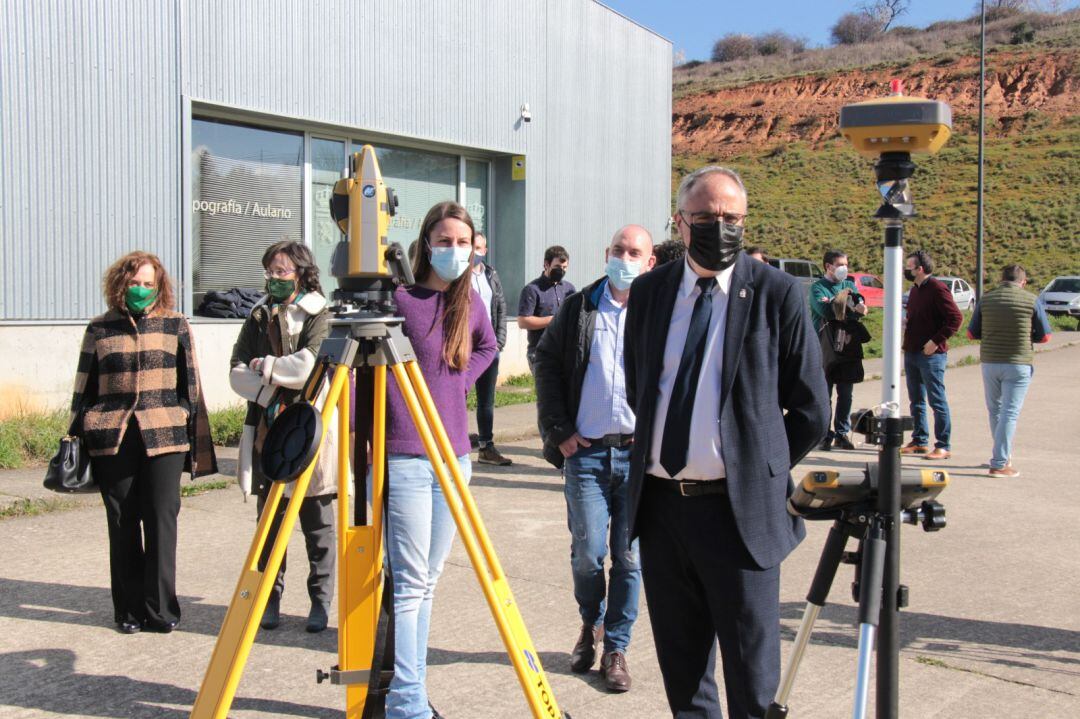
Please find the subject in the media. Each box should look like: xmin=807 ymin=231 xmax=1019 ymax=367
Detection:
xmin=976 ymin=0 xmax=986 ymax=300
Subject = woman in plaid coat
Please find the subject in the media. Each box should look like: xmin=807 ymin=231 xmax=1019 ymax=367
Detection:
xmin=71 ymin=251 xmax=217 ymax=635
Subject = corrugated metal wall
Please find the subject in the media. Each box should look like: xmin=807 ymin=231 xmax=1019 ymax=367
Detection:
xmin=0 ymin=0 xmax=180 ymax=320
xmin=1 ymin=0 xmax=670 ymax=321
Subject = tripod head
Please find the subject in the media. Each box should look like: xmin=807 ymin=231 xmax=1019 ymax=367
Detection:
xmin=328 ymin=144 xmax=413 ymax=317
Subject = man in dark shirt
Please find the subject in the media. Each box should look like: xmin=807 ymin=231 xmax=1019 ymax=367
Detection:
xmin=901 ymin=250 xmax=963 ymax=460
xmin=517 ymin=245 xmax=576 ymax=372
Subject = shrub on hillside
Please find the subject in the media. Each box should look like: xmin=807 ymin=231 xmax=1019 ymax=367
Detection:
xmin=711 ymin=33 xmax=757 ymax=62
xmin=831 ymin=12 xmax=882 ymax=44
xmin=755 ymin=31 xmax=807 ymax=56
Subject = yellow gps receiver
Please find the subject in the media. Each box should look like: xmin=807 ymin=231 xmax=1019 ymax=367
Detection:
xmin=329 ymin=145 xmax=400 ymax=279
xmin=840 ymin=80 xmax=952 ymax=158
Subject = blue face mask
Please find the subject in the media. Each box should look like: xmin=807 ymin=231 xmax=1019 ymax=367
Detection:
xmin=430 ymin=246 xmax=472 ymax=282
xmin=605 ymin=255 xmax=641 ymax=291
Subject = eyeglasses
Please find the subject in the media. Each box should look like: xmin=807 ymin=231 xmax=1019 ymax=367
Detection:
xmin=678 ymin=210 xmax=747 ymax=228
xmin=264 ymin=268 xmax=297 ymax=280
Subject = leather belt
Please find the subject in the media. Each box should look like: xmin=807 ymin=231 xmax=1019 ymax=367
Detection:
xmin=585 ymin=433 xmax=634 ymax=448
xmin=647 ymin=474 xmax=727 ymax=497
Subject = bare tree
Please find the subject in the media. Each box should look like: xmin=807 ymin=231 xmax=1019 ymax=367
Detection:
xmin=860 ymin=0 xmax=910 ymax=32
xmin=831 ymin=12 xmax=882 ymax=44
xmin=711 ymin=34 xmax=757 ymax=62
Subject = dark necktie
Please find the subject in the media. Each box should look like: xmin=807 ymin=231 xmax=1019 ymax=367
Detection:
xmin=659 ymin=276 xmax=714 ymax=478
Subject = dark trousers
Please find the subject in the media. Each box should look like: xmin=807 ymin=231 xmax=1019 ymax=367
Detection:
xmin=90 ymin=424 xmax=185 ymax=626
xmin=256 ymin=490 xmax=336 ymax=607
xmin=826 ymin=381 xmax=854 ymax=437
xmin=474 ymin=353 xmax=499 ymax=447
xmin=638 ymin=479 xmax=781 ymax=719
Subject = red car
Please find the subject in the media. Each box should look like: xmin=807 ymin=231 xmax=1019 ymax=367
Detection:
xmin=849 ymin=272 xmax=884 ymax=308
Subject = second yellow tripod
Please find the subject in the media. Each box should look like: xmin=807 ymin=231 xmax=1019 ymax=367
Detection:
xmin=191 ymin=318 xmax=569 ymax=718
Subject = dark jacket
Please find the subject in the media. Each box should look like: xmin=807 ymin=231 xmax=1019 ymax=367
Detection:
xmin=71 ymin=309 xmax=217 ymax=477
xmin=533 ymin=277 xmax=608 ymax=469
xmin=477 ymin=264 xmax=508 ymax=351
xmin=625 ymin=254 xmax=830 ymax=569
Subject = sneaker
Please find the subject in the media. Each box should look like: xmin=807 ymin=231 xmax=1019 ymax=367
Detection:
xmin=900 ymin=442 xmax=929 ymax=455
xmin=832 ymin=434 xmax=856 ymax=451
xmin=570 ymin=624 xmax=603 ymax=673
xmin=468 ymin=432 xmax=479 ymax=449
xmin=989 ymin=465 xmax=1020 ymax=478
xmin=600 ymin=650 xmax=632 ymax=692
xmin=306 ymin=602 xmax=329 ymax=633
xmin=923 ymin=448 xmax=951 ymax=460
xmin=478 ymin=445 xmax=513 ymax=466
xmin=260 ymin=594 xmax=281 ymax=630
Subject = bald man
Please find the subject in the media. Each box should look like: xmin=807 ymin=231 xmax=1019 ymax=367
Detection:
xmin=534 ymin=225 xmax=656 ymax=692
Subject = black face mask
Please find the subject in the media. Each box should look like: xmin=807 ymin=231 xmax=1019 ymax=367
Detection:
xmin=904 ymin=269 xmax=917 ymax=282
xmin=549 ymin=267 xmax=566 ymax=283
xmin=688 ymin=221 xmax=744 ymax=272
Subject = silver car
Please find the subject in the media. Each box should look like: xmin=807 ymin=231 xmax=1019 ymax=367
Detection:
xmin=1038 ymin=276 xmax=1080 ymax=317
xmin=902 ymin=276 xmax=975 ymax=311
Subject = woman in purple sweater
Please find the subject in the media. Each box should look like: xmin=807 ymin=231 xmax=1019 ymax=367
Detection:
xmin=385 ymin=201 xmax=496 ymax=719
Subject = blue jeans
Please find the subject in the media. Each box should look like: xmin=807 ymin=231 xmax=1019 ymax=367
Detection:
xmin=563 ymin=444 xmax=641 ymax=653
xmin=904 ymin=351 xmax=951 ymax=450
xmin=982 ymin=363 xmax=1033 ymax=469
xmin=474 ymin=354 xmax=499 ymax=447
xmin=827 ymin=381 xmax=854 ymax=437
xmin=384 ymin=453 xmax=471 ymax=719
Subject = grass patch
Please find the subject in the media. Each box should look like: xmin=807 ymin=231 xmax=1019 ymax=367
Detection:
xmin=180 ymin=479 xmax=231 ymax=498
xmin=0 ymin=496 xmax=81 ymax=520
xmin=1049 ymin=314 xmax=1080 ymax=332
xmin=953 ymin=355 xmax=981 ymax=368
xmin=915 ymin=656 xmax=950 ymax=668
xmin=209 ymin=405 xmax=246 ymax=447
xmin=502 ymin=373 xmax=535 ymax=388
xmin=0 ymin=411 xmax=70 ymax=470
xmin=466 ymin=374 xmax=537 ymax=411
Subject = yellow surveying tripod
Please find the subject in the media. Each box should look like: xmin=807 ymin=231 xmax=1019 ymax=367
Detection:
xmin=190 ymin=146 xmax=570 ymax=719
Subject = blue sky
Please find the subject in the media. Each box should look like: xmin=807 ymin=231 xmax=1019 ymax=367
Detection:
xmin=602 ymin=1 xmax=1002 ymax=60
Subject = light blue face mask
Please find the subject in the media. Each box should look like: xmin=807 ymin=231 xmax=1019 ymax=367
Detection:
xmin=430 ymin=245 xmax=472 ymax=282
xmin=605 ymin=255 xmax=641 ymax=291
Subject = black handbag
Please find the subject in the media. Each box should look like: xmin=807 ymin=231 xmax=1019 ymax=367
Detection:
xmin=43 ymin=415 xmax=97 ymax=494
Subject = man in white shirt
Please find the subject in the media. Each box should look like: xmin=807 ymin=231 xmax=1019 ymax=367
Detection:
xmin=624 ymin=167 xmax=829 ymax=718
xmin=469 ymin=232 xmax=512 ymax=465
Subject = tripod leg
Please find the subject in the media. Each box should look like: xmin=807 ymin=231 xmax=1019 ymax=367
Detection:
xmin=767 ymin=520 xmax=857 ymax=719
xmin=389 ymin=360 xmax=567 ymax=719
xmin=853 ymin=521 xmax=887 ymax=719
xmin=190 ymin=365 xmax=351 ymax=719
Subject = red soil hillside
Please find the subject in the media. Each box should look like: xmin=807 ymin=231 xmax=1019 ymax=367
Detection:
xmin=673 ymin=49 xmax=1079 ymax=159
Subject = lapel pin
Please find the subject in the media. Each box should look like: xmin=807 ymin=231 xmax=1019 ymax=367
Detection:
xmin=739 ymin=289 xmax=747 ymax=298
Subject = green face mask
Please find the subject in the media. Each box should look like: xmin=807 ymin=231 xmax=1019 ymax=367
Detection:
xmin=267 ymin=278 xmax=297 ymax=302
xmin=125 ymin=286 xmax=158 ymax=314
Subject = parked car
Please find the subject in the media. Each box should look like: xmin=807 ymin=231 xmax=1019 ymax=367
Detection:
xmin=767 ymin=258 xmax=823 ymax=293
xmin=1038 ymin=275 xmax=1080 ymax=317
xmin=849 ymin=272 xmax=884 ymax=308
xmin=902 ymin=276 xmax=975 ymax=311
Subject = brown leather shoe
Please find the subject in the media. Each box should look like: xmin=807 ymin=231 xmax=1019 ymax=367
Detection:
xmin=600 ymin=651 xmax=631 ymax=692
xmin=923 ymin=448 xmax=951 ymax=460
xmin=989 ymin=465 xmax=1020 ymax=477
xmin=570 ymin=624 xmax=603 ymax=673
xmin=900 ymin=442 xmax=929 ymax=455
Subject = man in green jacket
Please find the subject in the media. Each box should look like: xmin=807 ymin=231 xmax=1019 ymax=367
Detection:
xmin=809 ymin=249 xmax=867 ymax=450
xmin=967 ymin=264 xmax=1052 ymax=478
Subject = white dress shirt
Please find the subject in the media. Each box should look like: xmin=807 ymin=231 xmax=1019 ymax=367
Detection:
xmin=647 ymin=259 xmax=734 ymax=480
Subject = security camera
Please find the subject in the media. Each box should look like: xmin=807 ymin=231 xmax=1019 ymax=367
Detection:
xmin=520 ymin=103 xmax=532 ymax=123
xmin=839 ymin=80 xmax=951 ymax=158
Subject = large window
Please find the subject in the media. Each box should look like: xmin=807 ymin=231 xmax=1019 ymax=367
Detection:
xmin=191 ymin=119 xmax=303 ymax=298
xmin=365 ymin=144 xmax=459 ymax=250
xmin=465 ymin=159 xmax=490 ymax=236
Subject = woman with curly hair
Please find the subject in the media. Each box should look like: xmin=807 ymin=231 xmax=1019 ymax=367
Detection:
xmin=229 ymin=240 xmax=338 ymax=633
xmin=71 ymin=251 xmax=217 ymax=634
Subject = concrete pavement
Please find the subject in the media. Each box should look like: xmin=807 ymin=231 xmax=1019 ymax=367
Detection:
xmin=1 ymin=339 xmax=1078 ymax=717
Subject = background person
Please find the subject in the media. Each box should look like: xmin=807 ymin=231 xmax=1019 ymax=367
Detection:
xmin=745 ymin=245 xmax=768 ymax=263
xmin=901 ymin=249 xmax=962 ymax=461
xmin=652 ymin=239 xmax=686 ymax=267
xmin=385 ymin=201 xmax=496 ymax=719
xmin=470 ymin=231 xmax=512 ymax=466
xmin=624 ymin=166 xmax=828 ymax=718
xmin=517 ymin=245 xmax=575 ymax=372
xmin=71 ymin=251 xmax=217 ymax=634
xmin=229 ymin=240 xmax=338 ymax=634
xmin=809 ymin=249 xmax=868 ymax=451
xmin=967 ymin=264 xmax=1052 ymax=477
xmin=535 ymin=225 xmax=656 ymax=692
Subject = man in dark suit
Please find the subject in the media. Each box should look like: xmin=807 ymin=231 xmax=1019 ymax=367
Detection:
xmin=624 ymin=166 xmax=829 ymax=718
